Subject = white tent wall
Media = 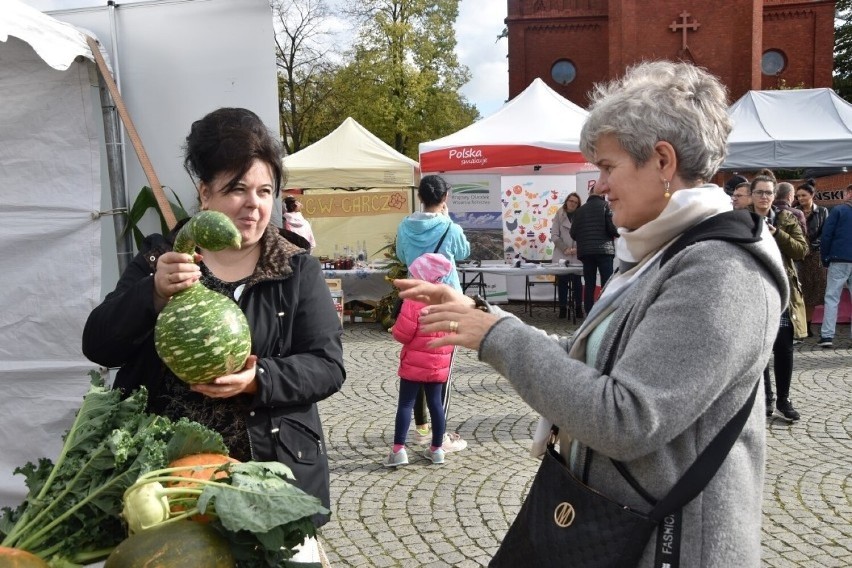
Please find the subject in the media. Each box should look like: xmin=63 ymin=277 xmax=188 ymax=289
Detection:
xmin=0 ymin=35 xmax=101 ymax=508
xmin=48 ymin=0 xmax=281 ymax=296
xmin=0 ymin=0 xmax=281 ymax=509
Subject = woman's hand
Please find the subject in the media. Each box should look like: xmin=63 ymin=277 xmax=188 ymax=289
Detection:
xmin=191 ymin=355 xmax=258 ymax=398
xmin=418 ymin=303 xmax=499 ymax=351
xmin=394 ymin=279 xmax=498 ymax=351
xmin=154 ymin=252 xmax=202 ymax=310
xmin=395 ymin=279 xmax=469 ymax=307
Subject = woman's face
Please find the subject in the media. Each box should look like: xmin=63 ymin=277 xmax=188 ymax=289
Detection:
xmin=750 ymin=180 xmax=775 ymax=215
xmin=199 ymin=159 xmax=275 ymax=247
xmin=564 ymin=195 xmax=581 ymax=213
xmin=795 ymin=189 xmax=813 ymax=209
xmin=592 ymin=134 xmax=670 ymax=231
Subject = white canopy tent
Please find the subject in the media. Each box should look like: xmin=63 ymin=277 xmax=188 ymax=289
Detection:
xmin=419 ymin=78 xmax=591 ymax=175
xmin=283 ymin=117 xmax=421 ymax=260
xmin=284 ymin=116 xmax=420 ymax=189
xmin=722 ymin=88 xmax=852 ymax=169
xmin=0 ymin=0 xmax=102 ymax=508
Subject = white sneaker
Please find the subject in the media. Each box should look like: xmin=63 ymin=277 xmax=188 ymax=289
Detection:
xmin=382 ymin=448 xmax=408 ymax=468
xmin=422 ymin=447 xmax=445 ymax=464
xmin=413 ymin=425 xmax=431 ymax=445
xmin=441 ymin=432 xmax=468 ymax=453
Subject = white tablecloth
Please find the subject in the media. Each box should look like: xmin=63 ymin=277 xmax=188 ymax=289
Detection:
xmin=322 ymin=268 xmax=392 ymax=304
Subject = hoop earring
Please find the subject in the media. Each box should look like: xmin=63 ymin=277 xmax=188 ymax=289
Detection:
xmin=663 ymin=179 xmax=671 ymax=199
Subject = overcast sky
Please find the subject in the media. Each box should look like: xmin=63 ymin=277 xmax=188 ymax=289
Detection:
xmin=21 ymin=0 xmax=510 ymax=118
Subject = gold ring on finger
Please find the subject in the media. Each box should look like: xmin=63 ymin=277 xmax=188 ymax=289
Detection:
xmin=449 ymin=321 xmax=459 ymax=333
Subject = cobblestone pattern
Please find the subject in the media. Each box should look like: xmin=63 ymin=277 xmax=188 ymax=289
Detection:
xmin=317 ymin=304 xmax=851 ymax=567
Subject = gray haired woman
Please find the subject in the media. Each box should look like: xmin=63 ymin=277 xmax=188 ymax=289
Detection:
xmin=395 ymin=61 xmax=788 ymax=566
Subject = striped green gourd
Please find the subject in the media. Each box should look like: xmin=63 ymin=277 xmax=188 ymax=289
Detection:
xmin=154 ymin=211 xmax=252 ymax=384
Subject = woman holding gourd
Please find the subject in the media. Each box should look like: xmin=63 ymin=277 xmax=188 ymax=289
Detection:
xmin=83 ymin=108 xmax=345 ymax=557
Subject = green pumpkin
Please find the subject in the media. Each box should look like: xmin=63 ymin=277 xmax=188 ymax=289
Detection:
xmin=155 ymin=211 xmax=252 ymax=385
xmin=104 ymin=521 xmax=235 ymax=568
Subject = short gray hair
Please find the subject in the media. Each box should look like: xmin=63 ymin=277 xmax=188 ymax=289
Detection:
xmin=580 ymin=61 xmax=731 ymax=185
xmin=776 ymin=182 xmax=794 ymax=200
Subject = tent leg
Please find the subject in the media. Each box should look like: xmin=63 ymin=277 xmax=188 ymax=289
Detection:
xmin=95 ymin=65 xmax=134 ymax=274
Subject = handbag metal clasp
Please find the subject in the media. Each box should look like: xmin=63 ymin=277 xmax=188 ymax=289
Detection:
xmin=554 ymin=502 xmax=575 ymax=527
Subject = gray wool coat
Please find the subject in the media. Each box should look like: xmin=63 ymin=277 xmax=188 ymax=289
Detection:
xmin=480 ymin=236 xmax=788 ymax=567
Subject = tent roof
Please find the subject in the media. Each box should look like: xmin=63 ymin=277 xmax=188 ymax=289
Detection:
xmin=283 ymin=117 xmax=420 ymax=189
xmin=419 ymin=78 xmax=589 ymax=173
xmin=2 ymin=0 xmax=94 ymax=70
xmin=722 ymin=88 xmax=852 ymax=169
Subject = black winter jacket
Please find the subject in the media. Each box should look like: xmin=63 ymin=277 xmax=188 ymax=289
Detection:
xmin=569 ymin=195 xmax=619 ymax=258
xmin=82 ymin=221 xmax=345 ymax=526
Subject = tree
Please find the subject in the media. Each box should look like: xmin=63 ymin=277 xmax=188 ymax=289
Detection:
xmin=272 ymin=0 xmax=339 ymax=154
xmin=335 ymin=0 xmax=478 ymax=157
xmin=835 ymin=0 xmax=852 ymax=102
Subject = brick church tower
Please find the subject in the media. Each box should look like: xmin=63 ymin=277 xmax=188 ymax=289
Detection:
xmin=506 ymin=0 xmax=836 ymax=107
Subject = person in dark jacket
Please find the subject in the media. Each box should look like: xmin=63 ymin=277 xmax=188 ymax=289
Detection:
xmin=818 ymin=184 xmax=852 ymax=347
xmin=569 ymin=181 xmax=619 ymax=314
xmin=82 ymin=108 xmax=345 ymax=554
xmin=794 ymin=181 xmax=829 ymax=335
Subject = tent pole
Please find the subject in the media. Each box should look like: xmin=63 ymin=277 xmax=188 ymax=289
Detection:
xmin=95 ymin=65 xmax=134 ymax=274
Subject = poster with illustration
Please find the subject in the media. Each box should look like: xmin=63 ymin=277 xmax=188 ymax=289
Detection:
xmin=442 ymin=174 xmax=504 ymax=261
xmin=501 ymin=175 xmax=578 ymax=262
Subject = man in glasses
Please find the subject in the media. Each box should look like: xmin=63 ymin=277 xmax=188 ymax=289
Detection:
xmin=749 ymin=175 xmax=809 ymax=421
xmin=731 ymin=181 xmax=752 ymax=210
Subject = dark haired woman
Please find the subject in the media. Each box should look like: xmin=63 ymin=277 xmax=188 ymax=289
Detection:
xmin=795 ymin=182 xmax=829 ymax=336
xmin=395 ymin=174 xmax=470 ymax=452
xmin=550 ymin=192 xmax=584 ymax=319
xmin=83 ymin=108 xmax=345 ymax=559
xmin=283 ymin=195 xmax=316 ymax=252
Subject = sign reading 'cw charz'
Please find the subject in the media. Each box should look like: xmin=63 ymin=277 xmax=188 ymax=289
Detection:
xmin=300 ymin=190 xmax=410 ymax=218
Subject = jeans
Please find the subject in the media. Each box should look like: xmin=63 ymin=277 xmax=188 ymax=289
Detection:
xmin=556 ymin=274 xmax=583 ymax=311
xmin=415 ymin=348 xmax=456 ymax=426
xmin=820 ymin=261 xmax=852 ymax=339
xmin=395 ymin=379 xmax=445 ymax=448
xmin=580 ymin=254 xmax=614 ymax=314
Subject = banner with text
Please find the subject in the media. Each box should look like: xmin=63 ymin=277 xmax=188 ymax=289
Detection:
xmin=301 ymin=190 xmax=411 ymax=218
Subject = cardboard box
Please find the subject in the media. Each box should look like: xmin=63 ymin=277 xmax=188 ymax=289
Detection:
xmin=325 ymin=279 xmax=344 ymax=326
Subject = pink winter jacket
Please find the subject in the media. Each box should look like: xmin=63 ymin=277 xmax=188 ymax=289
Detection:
xmin=392 ymin=298 xmax=454 ymax=383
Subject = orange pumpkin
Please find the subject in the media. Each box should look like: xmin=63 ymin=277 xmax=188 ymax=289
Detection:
xmin=0 ymin=547 xmax=50 ymax=568
xmin=166 ymin=453 xmax=239 ymax=522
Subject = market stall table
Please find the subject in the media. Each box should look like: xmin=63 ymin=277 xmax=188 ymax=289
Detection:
xmin=458 ymin=263 xmax=584 ymax=322
xmin=321 ymin=267 xmax=392 ymax=305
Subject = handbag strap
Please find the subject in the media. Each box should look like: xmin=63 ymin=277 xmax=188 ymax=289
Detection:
xmin=612 ymin=379 xmax=759 ymax=520
xmin=433 ymin=224 xmax=452 ymax=253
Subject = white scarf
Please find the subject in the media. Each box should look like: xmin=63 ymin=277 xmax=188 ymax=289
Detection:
xmin=614 ymin=184 xmax=733 ymax=264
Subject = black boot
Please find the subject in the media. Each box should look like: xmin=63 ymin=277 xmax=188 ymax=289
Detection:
xmin=776 ymin=399 xmax=800 ymax=421
xmin=765 ymin=395 xmax=775 ymax=418
xmin=558 ymin=306 xmax=567 ymax=319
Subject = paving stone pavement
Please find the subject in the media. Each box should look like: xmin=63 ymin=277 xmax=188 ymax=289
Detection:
xmin=317 ymin=304 xmax=852 ymax=567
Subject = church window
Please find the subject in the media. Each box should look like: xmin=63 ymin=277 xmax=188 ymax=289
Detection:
xmin=551 ymin=59 xmax=577 ymax=85
xmin=761 ymin=50 xmax=786 ymax=75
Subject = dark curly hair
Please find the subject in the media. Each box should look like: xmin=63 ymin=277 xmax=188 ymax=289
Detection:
xmin=183 ymin=107 xmax=285 ymax=197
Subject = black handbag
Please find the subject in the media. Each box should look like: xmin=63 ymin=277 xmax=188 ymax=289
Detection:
xmin=490 ymin=380 xmax=758 ymax=568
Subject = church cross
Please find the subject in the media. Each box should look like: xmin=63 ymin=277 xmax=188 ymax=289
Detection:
xmin=669 ymin=11 xmax=700 ymax=51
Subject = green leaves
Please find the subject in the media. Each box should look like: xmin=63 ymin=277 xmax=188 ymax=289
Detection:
xmin=0 ymin=373 xmax=228 ymax=564
xmin=198 ymin=462 xmax=326 ymax=534
xmin=123 ymin=186 xmax=190 ymax=250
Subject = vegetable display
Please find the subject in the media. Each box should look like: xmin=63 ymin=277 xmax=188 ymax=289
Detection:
xmin=154 ymin=210 xmax=252 ymax=384
xmin=0 ymin=373 xmax=228 ymax=565
xmin=103 ymin=521 xmax=235 ymax=568
xmin=120 ymin=459 xmax=328 ymax=567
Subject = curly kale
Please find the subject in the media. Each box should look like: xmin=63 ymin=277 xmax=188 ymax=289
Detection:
xmin=0 ymin=372 xmax=227 ymax=564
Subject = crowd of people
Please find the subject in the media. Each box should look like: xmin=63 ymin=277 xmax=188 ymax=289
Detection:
xmin=81 ymin=59 xmax=852 ymax=566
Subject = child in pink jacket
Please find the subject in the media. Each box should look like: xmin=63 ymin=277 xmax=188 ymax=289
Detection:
xmin=383 ymin=253 xmax=455 ymax=466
